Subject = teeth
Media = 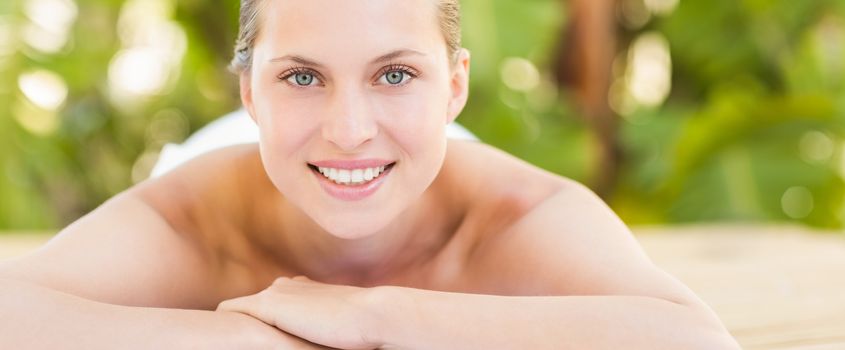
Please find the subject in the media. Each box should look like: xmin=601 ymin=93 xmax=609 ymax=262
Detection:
xmin=338 ymin=169 xmax=351 ymax=183
xmin=315 ymin=165 xmax=390 ymax=185
xmin=351 ymin=169 xmax=363 ymax=183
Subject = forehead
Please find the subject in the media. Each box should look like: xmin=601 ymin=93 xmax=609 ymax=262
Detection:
xmin=254 ymin=0 xmax=444 ymax=61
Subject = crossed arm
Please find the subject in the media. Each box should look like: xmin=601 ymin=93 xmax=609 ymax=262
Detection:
xmin=218 ymin=185 xmax=739 ymax=350
xmin=0 ymin=179 xmax=737 ymax=349
xmin=219 ymin=277 xmax=738 ymax=350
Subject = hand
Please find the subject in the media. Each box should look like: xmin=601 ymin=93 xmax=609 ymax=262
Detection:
xmin=217 ymin=276 xmax=385 ymax=350
xmin=213 ymin=311 xmax=340 ymax=350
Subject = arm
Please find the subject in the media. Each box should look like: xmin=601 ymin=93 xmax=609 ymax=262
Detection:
xmin=369 ymin=287 xmax=736 ymax=350
xmin=0 ymin=148 xmax=334 ymax=349
xmin=364 ymin=182 xmax=737 ymax=349
xmin=219 ymin=181 xmax=739 ymax=349
xmin=219 ymin=276 xmax=736 ymax=350
xmin=0 ymin=278 xmax=310 ymax=349
xmin=0 ymin=192 xmax=218 ymax=308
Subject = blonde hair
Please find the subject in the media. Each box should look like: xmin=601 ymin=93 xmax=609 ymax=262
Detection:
xmin=230 ymin=0 xmax=461 ymax=74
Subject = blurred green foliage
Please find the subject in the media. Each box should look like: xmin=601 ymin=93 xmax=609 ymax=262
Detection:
xmin=614 ymin=0 xmax=845 ymax=228
xmin=0 ymin=0 xmax=843 ymax=230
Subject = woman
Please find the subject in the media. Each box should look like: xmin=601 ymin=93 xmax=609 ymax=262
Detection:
xmin=0 ymin=0 xmax=739 ymax=349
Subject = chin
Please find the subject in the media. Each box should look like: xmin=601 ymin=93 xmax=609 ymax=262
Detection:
xmin=323 ymin=224 xmax=384 ymax=241
xmin=317 ymin=211 xmax=396 ymax=240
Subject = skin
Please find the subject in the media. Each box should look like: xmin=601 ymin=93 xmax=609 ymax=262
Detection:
xmin=0 ymin=0 xmax=739 ymax=349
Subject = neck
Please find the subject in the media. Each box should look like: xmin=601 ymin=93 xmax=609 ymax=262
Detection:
xmin=275 ymin=183 xmax=462 ymax=286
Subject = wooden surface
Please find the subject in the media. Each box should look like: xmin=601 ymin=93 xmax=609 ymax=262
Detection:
xmin=2 ymin=225 xmax=844 ymax=349
xmin=636 ymin=225 xmax=845 ymax=350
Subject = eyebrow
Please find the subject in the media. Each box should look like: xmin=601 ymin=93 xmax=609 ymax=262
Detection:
xmin=268 ymin=49 xmax=426 ymax=67
xmin=371 ymin=49 xmax=426 ymax=63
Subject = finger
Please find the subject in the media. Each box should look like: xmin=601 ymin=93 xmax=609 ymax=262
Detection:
xmin=216 ymin=295 xmax=252 ymax=313
xmin=273 ymin=276 xmax=292 ymax=286
xmin=217 ymin=293 xmax=277 ymax=325
xmin=292 ymin=275 xmax=312 ymax=282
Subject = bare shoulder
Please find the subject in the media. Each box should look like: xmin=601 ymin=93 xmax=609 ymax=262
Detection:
xmin=0 ymin=144 xmax=276 ymax=309
xmin=135 ymin=143 xmax=269 ymax=238
xmin=444 ymin=140 xmax=566 ymax=190
xmin=447 ymin=141 xmax=707 ymax=309
xmin=134 ymin=143 xmax=284 ymax=295
xmin=441 ymin=140 xmax=568 ymax=236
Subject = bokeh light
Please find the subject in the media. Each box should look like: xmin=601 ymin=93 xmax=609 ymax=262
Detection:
xmin=108 ymin=48 xmax=173 ymax=96
xmin=18 ymin=69 xmax=68 ymax=111
xmin=626 ymin=32 xmax=672 ymax=108
xmin=812 ymin=15 xmax=845 ymax=79
xmin=500 ymin=57 xmax=541 ymax=92
xmin=108 ymin=0 xmax=186 ymax=101
xmin=610 ymin=31 xmax=673 ymax=118
xmin=782 ymin=186 xmax=815 ymax=219
xmin=643 ymin=0 xmax=679 ymax=16
xmin=117 ymin=0 xmax=174 ymax=44
xmin=799 ymin=131 xmax=835 ymax=165
xmin=146 ymin=108 xmax=189 ymax=148
xmin=21 ymin=0 xmax=77 ymax=54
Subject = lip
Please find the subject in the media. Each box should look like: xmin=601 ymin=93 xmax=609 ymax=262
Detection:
xmin=309 ymin=159 xmax=393 ymax=170
xmin=308 ymin=161 xmax=396 ymax=201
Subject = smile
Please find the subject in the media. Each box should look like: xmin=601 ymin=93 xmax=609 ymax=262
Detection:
xmin=312 ymin=164 xmax=392 ymax=186
xmin=307 ymin=161 xmax=396 ymax=201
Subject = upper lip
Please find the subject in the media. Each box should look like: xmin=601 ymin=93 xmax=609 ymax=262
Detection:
xmin=308 ymin=159 xmax=395 ymax=169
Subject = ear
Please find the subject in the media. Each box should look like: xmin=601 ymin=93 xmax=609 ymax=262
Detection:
xmin=240 ymin=72 xmax=258 ymax=124
xmin=446 ymin=48 xmax=471 ymax=124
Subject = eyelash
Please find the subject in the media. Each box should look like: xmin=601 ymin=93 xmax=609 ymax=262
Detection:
xmin=375 ymin=63 xmax=420 ymax=85
xmin=277 ymin=67 xmax=323 ymax=88
xmin=276 ymin=63 xmax=420 ymax=88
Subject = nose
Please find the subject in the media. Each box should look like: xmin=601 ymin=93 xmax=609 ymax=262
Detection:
xmin=321 ymin=86 xmax=378 ymax=151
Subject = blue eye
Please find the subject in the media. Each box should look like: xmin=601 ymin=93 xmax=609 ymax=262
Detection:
xmin=288 ymin=73 xmax=318 ymax=86
xmin=377 ymin=65 xmax=417 ymax=86
xmin=384 ymin=71 xmax=406 ymax=85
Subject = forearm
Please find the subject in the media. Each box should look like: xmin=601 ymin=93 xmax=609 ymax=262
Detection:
xmin=371 ymin=287 xmax=739 ymax=350
xmin=0 ymin=278 xmax=332 ymax=349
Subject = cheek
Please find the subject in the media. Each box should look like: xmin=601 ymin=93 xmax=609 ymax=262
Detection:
xmin=253 ymin=92 xmax=323 ymax=184
xmin=255 ymin=91 xmax=320 ymax=148
xmin=377 ymin=90 xmax=450 ymax=184
xmin=378 ymin=87 xmax=450 ymax=148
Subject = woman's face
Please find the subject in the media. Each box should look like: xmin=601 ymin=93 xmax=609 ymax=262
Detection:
xmin=242 ymin=0 xmax=469 ymax=239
